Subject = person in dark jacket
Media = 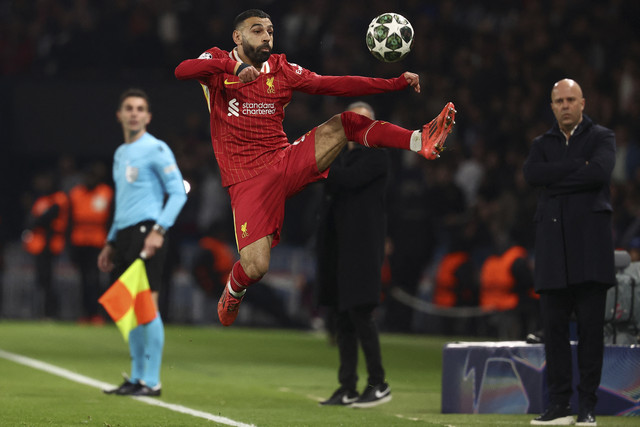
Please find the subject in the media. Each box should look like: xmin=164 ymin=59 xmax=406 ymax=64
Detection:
xmin=316 ymin=102 xmax=391 ymax=408
xmin=523 ymin=79 xmax=616 ymax=426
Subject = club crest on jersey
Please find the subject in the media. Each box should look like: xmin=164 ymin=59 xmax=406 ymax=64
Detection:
xmin=125 ymin=165 xmax=138 ymax=183
xmin=241 ymin=222 xmax=249 ymax=238
xmin=266 ymin=77 xmax=275 ymax=93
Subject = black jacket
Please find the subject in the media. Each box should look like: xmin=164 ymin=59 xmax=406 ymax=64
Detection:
xmin=316 ymin=145 xmax=390 ymax=310
xmin=523 ymin=115 xmax=616 ymax=291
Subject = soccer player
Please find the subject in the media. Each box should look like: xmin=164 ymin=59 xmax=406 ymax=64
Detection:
xmin=99 ymin=88 xmax=187 ymax=396
xmin=174 ymin=9 xmax=455 ymax=327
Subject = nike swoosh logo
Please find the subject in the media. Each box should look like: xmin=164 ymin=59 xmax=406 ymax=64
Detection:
xmin=224 ymin=79 xmax=240 ymax=85
xmin=341 ymin=395 xmax=358 ymax=404
xmin=374 ymin=387 xmax=390 ymax=399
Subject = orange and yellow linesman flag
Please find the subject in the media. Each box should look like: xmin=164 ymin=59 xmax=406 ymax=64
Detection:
xmin=98 ymin=258 xmax=157 ymax=342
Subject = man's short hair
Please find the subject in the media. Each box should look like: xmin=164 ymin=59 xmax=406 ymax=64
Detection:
xmin=234 ymin=9 xmax=271 ymax=30
xmin=346 ymin=101 xmax=376 ymax=120
xmin=118 ymin=88 xmax=150 ymax=111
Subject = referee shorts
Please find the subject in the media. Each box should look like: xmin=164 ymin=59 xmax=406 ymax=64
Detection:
xmin=111 ymin=220 xmax=168 ymax=292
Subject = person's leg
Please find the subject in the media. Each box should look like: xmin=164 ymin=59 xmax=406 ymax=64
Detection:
xmin=141 ymin=313 xmax=164 ymax=389
xmin=218 ymin=236 xmax=272 ymax=326
xmin=350 ymin=304 xmax=385 ymax=386
xmin=314 ymin=104 xmax=455 ymax=171
xmin=336 ymin=309 xmax=359 ymax=391
xmin=540 ymin=290 xmax=574 ymax=406
xmin=574 ymin=282 xmax=608 ymax=413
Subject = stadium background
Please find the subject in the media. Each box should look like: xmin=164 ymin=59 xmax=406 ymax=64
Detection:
xmin=1 ymin=0 xmax=639 ymax=332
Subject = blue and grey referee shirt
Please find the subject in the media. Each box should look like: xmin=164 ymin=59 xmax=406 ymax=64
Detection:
xmin=107 ymin=132 xmax=187 ymax=242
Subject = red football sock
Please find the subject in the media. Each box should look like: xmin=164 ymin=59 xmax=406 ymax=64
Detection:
xmin=229 ymin=261 xmax=259 ymax=293
xmin=341 ymin=111 xmax=413 ymax=149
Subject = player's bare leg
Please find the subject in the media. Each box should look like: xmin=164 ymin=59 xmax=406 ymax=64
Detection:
xmin=314 ymin=115 xmax=349 ymax=172
xmin=217 ymin=235 xmax=273 ymax=326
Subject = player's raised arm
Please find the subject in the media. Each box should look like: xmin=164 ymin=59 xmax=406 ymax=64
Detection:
xmin=174 ymin=49 xmax=238 ymax=81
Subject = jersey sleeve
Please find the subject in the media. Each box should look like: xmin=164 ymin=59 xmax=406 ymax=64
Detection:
xmin=175 ymin=47 xmax=237 ymax=83
xmin=281 ymin=59 xmax=408 ymax=96
xmin=151 ymin=142 xmax=188 ymax=229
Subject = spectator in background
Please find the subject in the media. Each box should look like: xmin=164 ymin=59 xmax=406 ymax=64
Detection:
xmin=68 ymin=162 xmax=113 ymax=325
xmin=22 ymin=170 xmax=69 ymax=319
xmin=99 ymin=88 xmax=187 ymax=397
xmin=316 ymin=102 xmax=391 ymax=408
xmin=523 ymin=79 xmax=616 ymax=426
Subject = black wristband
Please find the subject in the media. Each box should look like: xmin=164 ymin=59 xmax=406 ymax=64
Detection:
xmin=235 ymin=63 xmax=250 ymax=76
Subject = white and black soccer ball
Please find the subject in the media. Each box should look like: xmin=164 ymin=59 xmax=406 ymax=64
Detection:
xmin=366 ymin=13 xmax=414 ymax=63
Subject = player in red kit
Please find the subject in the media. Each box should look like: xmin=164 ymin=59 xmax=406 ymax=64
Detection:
xmin=175 ymin=9 xmax=456 ymax=327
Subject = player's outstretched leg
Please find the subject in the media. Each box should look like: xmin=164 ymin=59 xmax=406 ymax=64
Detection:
xmin=419 ymin=102 xmax=456 ymax=160
xmin=217 ymin=274 xmax=246 ymax=326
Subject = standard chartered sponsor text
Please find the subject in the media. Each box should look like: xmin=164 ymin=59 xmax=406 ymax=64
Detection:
xmin=242 ymin=102 xmax=276 ymax=115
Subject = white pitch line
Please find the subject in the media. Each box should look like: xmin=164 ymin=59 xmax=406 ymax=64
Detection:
xmin=0 ymin=348 xmax=256 ymax=427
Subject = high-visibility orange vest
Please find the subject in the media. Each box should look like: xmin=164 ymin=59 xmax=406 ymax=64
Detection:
xmin=23 ymin=192 xmax=69 ymax=255
xmin=433 ymin=251 xmax=470 ymax=307
xmin=69 ymin=183 xmax=113 ymax=247
xmin=198 ymin=236 xmax=235 ymax=276
xmin=479 ymin=246 xmax=528 ymax=311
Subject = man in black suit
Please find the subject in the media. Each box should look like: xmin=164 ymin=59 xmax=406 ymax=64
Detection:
xmin=316 ymin=102 xmax=392 ymax=408
xmin=523 ymin=79 xmax=616 ymax=426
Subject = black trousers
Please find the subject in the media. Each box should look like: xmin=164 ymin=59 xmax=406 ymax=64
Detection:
xmin=70 ymin=245 xmax=102 ymax=317
xmin=335 ymin=304 xmax=385 ymax=390
xmin=540 ymin=282 xmax=608 ymax=411
xmin=35 ymin=250 xmax=57 ymax=318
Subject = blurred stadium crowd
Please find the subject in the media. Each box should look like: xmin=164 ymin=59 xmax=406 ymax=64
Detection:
xmin=1 ymin=0 xmax=640 ymax=336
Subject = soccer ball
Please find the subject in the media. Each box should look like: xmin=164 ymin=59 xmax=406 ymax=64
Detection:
xmin=366 ymin=13 xmax=414 ymax=63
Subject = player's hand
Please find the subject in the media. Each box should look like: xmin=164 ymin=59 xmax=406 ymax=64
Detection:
xmin=140 ymin=230 xmax=164 ymax=259
xmin=98 ymin=244 xmax=115 ymax=273
xmin=238 ymin=66 xmax=260 ymax=83
xmin=403 ymin=72 xmax=420 ymax=93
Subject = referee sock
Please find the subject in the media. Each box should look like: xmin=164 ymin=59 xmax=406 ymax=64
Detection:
xmin=341 ymin=111 xmax=414 ymax=150
xmin=229 ymin=261 xmax=258 ymax=295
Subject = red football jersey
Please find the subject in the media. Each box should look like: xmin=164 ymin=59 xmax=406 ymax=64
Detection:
xmin=175 ymin=47 xmax=408 ymax=187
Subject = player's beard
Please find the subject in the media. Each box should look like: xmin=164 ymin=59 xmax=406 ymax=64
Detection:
xmin=243 ymin=38 xmax=271 ymax=64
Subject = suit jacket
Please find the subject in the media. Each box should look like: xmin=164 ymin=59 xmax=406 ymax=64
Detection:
xmin=316 ymin=145 xmax=390 ymax=310
xmin=523 ymin=115 xmax=616 ymax=291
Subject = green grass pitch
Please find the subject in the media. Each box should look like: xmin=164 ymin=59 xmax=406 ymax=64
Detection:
xmin=0 ymin=321 xmax=636 ymax=426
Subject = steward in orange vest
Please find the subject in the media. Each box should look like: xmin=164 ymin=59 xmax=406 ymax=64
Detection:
xmin=69 ymin=182 xmax=113 ymax=248
xmin=433 ymin=251 xmax=478 ymax=307
xmin=23 ymin=191 xmax=69 ymax=256
xmin=479 ymin=246 xmax=530 ymax=311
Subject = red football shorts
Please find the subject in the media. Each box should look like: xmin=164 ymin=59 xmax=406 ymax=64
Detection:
xmin=227 ymin=128 xmax=329 ymax=251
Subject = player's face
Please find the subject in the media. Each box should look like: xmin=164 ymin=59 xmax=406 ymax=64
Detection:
xmin=117 ymin=96 xmax=151 ymax=134
xmin=236 ymin=17 xmax=274 ymax=64
xmin=550 ymin=80 xmax=584 ymax=133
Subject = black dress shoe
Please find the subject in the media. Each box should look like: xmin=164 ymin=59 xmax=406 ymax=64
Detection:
xmin=530 ymin=403 xmax=574 ymax=425
xmin=576 ymin=408 xmax=596 ymax=426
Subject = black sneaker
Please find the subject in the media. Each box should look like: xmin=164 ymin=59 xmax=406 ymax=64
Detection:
xmin=103 ymin=379 xmax=141 ymax=395
xmin=320 ymin=387 xmax=359 ymax=406
xmin=576 ymin=408 xmax=596 ymax=426
xmin=351 ymin=383 xmax=391 ymax=408
xmin=531 ymin=404 xmax=574 ymax=425
xmin=132 ymin=383 xmax=162 ymax=397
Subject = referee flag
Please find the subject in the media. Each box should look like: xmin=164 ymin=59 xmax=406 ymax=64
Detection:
xmin=98 ymin=258 xmax=157 ymax=342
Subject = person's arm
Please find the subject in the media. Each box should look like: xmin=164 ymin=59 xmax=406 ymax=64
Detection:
xmin=545 ymin=128 xmax=616 ymax=196
xmin=522 ymin=136 xmax=585 ymax=187
xmin=174 ymin=48 xmax=238 ymax=81
xmin=282 ymin=58 xmax=414 ymax=95
xmin=141 ymin=143 xmax=187 ymax=259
